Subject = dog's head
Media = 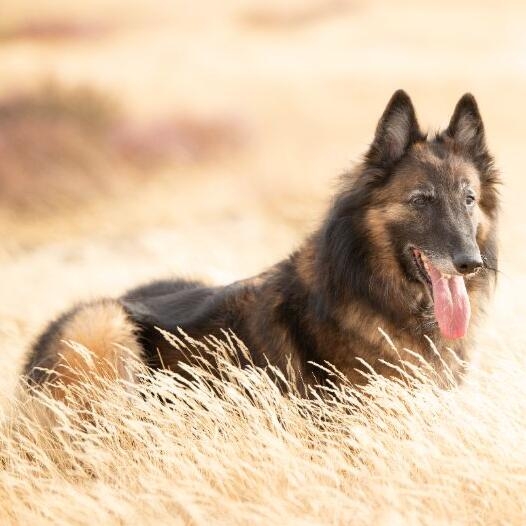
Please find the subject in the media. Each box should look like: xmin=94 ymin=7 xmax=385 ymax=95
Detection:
xmin=361 ymin=90 xmax=499 ymax=339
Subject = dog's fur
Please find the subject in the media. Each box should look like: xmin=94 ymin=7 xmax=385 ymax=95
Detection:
xmin=24 ymin=90 xmax=499 ymax=394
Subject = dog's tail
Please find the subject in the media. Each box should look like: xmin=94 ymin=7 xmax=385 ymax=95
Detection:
xmin=23 ymin=299 xmax=143 ymax=401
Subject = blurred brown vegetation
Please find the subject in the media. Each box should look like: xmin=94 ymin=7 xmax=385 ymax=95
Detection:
xmin=0 ymin=20 xmax=110 ymax=42
xmin=0 ymin=83 xmax=245 ymax=214
xmin=240 ymin=0 xmax=353 ymax=29
xmin=0 ymin=84 xmax=118 ymax=212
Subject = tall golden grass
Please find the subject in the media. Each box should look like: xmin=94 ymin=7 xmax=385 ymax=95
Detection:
xmin=3 ymin=329 xmax=525 ymax=526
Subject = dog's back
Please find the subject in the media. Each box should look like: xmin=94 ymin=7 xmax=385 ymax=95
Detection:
xmin=24 ymin=273 xmax=292 ymax=391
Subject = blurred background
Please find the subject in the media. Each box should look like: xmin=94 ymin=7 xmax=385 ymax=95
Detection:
xmin=1 ymin=0 xmax=525 ymax=397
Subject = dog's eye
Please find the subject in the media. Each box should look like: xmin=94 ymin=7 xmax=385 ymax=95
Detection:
xmin=410 ymin=195 xmax=431 ymax=207
xmin=465 ymin=195 xmax=476 ymax=206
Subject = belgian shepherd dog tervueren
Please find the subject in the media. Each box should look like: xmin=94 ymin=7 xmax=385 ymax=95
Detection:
xmin=24 ymin=90 xmax=499 ymax=396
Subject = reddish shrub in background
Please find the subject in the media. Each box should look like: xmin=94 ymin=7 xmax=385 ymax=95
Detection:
xmin=112 ymin=115 xmax=245 ymax=168
xmin=0 ymin=20 xmax=110 ymax=42
xmin=0 ymin=84 xmax=246 ymax=213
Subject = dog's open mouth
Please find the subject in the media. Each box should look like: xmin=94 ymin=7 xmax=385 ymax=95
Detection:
xmin=411 ymin=248 xmax=471 ymax=340
xmin=412 ymin=249 xmax=432 ymax=288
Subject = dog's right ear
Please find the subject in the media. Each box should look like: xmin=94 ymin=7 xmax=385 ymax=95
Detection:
xmin=366 ymin=90 xmax=422 ymax=168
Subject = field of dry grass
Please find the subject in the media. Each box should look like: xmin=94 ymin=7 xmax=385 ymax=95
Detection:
xmin=1 ymin=0 xmax=526 ymax=524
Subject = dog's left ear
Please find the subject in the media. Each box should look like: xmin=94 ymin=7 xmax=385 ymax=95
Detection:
xmin=366 ymin=89 xmax=422 ymax=168
xmin=446 ymin=94 xmax=488 ymax=157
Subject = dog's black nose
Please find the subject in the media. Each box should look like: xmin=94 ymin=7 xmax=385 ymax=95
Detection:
xmin=453 ymin=253 xmax=483 ymax=275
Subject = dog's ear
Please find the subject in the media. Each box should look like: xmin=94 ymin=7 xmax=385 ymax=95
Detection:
xmin=446 ymin=94 xmax=487 ymax=157
xmin=366 ymin=90 xmax=422 ymax=168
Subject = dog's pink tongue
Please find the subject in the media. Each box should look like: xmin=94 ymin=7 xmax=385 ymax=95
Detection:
xmin=427 ymin=263 xmax=470 ymax=339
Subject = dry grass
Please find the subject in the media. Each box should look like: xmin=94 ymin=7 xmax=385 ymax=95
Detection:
xmin=4 ymin=331 xmax=526 ymax=525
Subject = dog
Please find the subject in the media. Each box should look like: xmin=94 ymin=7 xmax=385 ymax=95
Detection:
xmin=23 ymin=90 xmax=499 ymax=395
